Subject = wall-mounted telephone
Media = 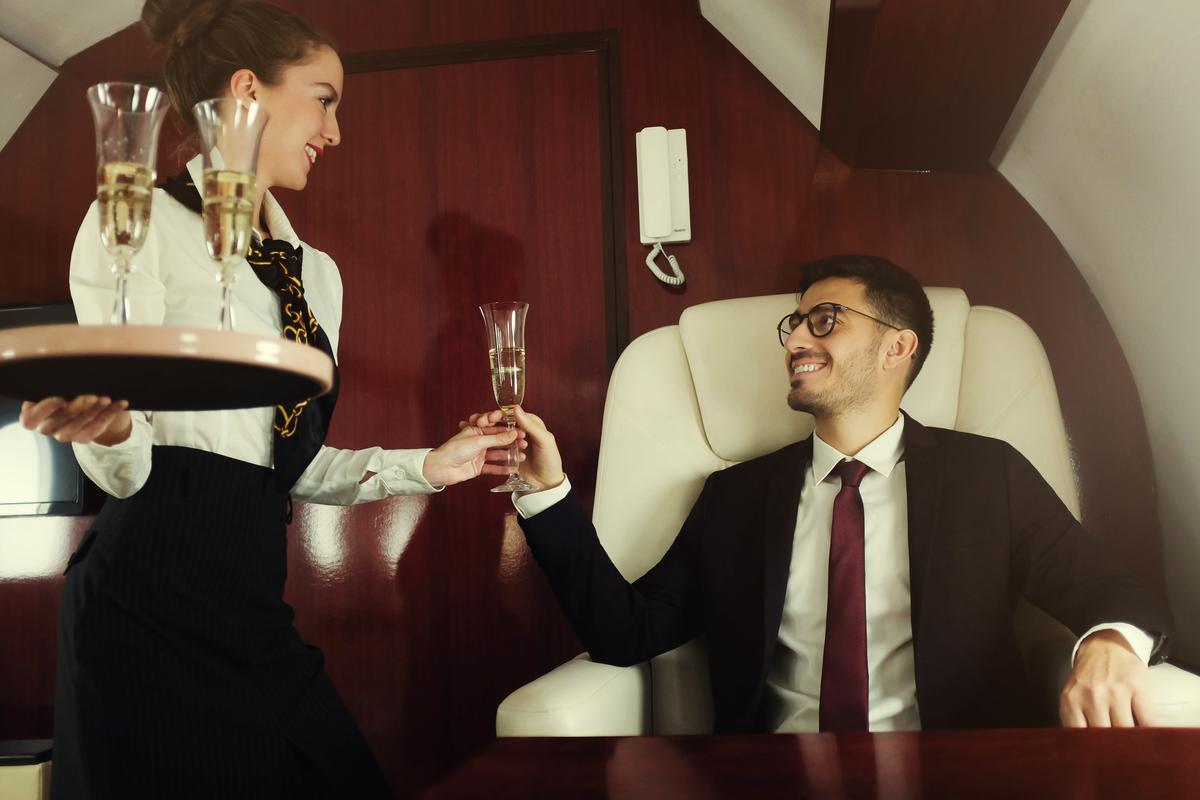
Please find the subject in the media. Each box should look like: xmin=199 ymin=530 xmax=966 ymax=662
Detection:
xmin=636 ymin=126 xmax=690 ymax=285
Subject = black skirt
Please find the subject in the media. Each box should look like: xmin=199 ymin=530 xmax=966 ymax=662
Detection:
xmin=52 ymin=446 xmax=393 ymax=799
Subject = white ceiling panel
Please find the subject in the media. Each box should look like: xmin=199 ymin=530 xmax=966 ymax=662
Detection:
xmin=700 ymin=0 xmax=829 ymax=129
xmin=0 ymin=36 xmax=56 ymax=153
xmin=0 ymin=0 xmax=139 ymax=66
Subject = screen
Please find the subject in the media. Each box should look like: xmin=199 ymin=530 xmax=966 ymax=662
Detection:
xmin=0 ymin=303 xmax=91 ymax=516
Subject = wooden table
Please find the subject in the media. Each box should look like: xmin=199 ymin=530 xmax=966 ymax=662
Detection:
xmin=422 ymin=728 xmax=1200 ymax=799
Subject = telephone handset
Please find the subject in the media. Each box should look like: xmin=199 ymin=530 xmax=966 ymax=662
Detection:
xmin=636 ymin=127 xmax=690 ymax=285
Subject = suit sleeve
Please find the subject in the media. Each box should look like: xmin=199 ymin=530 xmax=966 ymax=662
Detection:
xmin=1005 ymin=443 xmax=1173 ymax=662
xmin=518 ymin=478 xmax=714 ymax=667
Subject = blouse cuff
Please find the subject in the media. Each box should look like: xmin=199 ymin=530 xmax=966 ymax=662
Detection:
xmin=366 ymin=447 xmax=443 ymax=495
xmin=70 ymin=412 xmax=153 ymax=499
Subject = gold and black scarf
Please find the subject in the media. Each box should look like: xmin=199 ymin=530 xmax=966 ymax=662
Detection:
xmin=163 ymin=170 xmax=340 ymax=492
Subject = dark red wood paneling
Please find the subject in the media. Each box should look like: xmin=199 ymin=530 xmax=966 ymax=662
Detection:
xmin=426 ymin=729 xmax=1200 ymax=799
xmin=0 ymin=1 xmax=1165 ymax=798
xmin=277 ymin=53 xmax=609 ymax=791
xmin=821 ymin=0 xmax=1072 ymax=170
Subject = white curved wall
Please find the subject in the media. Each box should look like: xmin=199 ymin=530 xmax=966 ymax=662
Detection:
xmin=995 ymin=0 xmax=1200 ymax=662
xmin=700 ymin=0 xmax=829 ymax=128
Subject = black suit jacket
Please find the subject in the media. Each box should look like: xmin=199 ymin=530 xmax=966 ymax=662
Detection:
xmin=519 ymin=415 xmax=1173 ymax=732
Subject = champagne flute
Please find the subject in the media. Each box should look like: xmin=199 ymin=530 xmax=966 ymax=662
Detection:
xmin=86 ymin=82 xmax=167 ymax=325
xmin=480 ymin=302 xmax=536 ymax=492
xmin=192 ymin=98 xmax=269 ymax=331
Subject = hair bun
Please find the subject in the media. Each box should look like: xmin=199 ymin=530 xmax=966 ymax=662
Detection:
xmin=141 ymin=0 xmax=235 ymax=48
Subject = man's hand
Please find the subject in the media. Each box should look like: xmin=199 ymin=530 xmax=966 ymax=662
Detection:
xmin=21 ymin=395 xmax=132 ymax=446
xmin=1060 ymin=630 xmax=1153 ymax=727
xmin=466 ymin=406 xmax=564 ymax=492
xmin=422 ymin=421 xmax=524 ymax=488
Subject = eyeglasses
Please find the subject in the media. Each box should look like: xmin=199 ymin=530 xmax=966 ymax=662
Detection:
xmin=777 ymin=303 xmax=902 ymax=346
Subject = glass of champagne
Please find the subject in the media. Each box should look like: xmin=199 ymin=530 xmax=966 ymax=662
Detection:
xmin=86 ymin=82 xmax=167 ymax=325
xmin=192 ymin=97 xmax=269 ymax=331
xmin=480 ymin=302 xmax=535 ymax=492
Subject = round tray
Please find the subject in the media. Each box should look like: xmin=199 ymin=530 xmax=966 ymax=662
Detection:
xmin=0 ymin=324 xmax=334 ymax=411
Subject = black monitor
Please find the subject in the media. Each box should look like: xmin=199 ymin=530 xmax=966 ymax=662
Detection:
xmin=0 ymin=302 xmax=95 ymax=517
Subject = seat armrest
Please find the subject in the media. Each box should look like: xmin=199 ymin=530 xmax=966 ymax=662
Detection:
xmin=496 ymin=653 xmax=651 ymax=737
xmin=1144 ymin=663 xmax=1200 ymax=727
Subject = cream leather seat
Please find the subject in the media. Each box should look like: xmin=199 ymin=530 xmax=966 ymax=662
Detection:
xmin=0 ymin=740 xmax=52 ymax=800
xmin=496 ymin=289 xmax=1200 ymax=735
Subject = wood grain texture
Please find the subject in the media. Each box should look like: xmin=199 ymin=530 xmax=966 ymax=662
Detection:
xmin=821 ymin=0 xmax=1072 ymax=170
xmin=0 ymin=1 xmax=1166 ymax=797
xmin=425 ymin=728 xmax=1200 ymax=799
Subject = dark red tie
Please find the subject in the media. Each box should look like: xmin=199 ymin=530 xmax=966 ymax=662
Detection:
xmin=820 ymin=459 xmax=872 ymax=732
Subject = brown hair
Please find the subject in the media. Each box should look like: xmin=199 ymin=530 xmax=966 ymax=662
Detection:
xmin=141 ymin=0 xmax=337 ymax=131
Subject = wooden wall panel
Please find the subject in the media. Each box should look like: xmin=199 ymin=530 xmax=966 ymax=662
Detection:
xmin=821 ymin=0 xmax=1072 ymax=170
xmin=278 ymin=53 xmax=610 ymax=791
xmin=0 ymin=1 xmax=1166 ymax=797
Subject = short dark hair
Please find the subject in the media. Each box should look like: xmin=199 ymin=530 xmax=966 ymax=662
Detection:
xmin=797 ymin=255 xmax=934 ymax=389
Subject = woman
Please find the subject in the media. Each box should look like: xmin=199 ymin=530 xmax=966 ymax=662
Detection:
xmin=19 ymin=1 xmax=515 ymax=796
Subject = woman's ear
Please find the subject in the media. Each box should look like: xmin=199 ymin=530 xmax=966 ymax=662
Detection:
xmin=228 ymin=68 xmax=259 ymax=103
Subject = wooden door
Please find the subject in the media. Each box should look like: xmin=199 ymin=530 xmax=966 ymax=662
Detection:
xmin=274 ymin=47 xmax=615 ymax=794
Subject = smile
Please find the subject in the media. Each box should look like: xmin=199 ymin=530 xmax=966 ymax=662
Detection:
xmin=792 ymin=362 xmax=827 ymax=375
xmin=304 ymin=144 xmax=322 ymax=166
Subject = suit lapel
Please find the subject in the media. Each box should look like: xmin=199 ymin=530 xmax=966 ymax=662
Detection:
xmin=901 ymin=413 xmax=943 ymax=670
xmin=761 ymin=438 xmax=811 ymax=672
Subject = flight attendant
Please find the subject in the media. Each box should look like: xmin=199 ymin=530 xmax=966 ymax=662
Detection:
xmin=20 ymin=1 xmax=517 ymax=796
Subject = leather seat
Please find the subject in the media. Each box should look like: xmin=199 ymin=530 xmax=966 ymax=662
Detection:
xmin=497 ymin=289 xmax=1200 ymax=735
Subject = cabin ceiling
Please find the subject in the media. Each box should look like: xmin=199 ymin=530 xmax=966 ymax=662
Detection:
xmin=0 ymin=0 xmax=138 ymax=151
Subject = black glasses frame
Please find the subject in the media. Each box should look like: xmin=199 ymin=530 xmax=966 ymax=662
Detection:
xmin=777 ymin=303 xmax=902 ymax=346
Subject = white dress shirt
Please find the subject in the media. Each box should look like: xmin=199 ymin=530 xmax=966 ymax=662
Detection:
xmin=69 ymin=155 xmax=437 ymax=504
xmin=515 ymin=414 xmax=1153 ymax=731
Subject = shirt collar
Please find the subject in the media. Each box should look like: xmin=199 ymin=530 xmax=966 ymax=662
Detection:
xmin=184 ymin=154 xmax=301 ymax=248
xmin=811 ymin=413 xmax=906 ymax=483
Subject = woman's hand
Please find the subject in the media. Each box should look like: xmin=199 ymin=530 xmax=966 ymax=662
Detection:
xmin=467 ymin=406 xmax=564 ymax=492
xmin=422 ymin=417 xmax=526 ymax=488
xmin=20 ymin=395 xmax=132 ymax=446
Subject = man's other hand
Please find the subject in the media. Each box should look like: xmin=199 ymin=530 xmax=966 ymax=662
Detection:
xmin=1060 ymin=629 xmax=1153 ymax=727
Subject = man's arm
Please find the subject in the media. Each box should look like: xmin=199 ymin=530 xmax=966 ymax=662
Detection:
xmin=509 ymin=407 xmax=707 ymax=667
xmin=1004 ymin=442 xmax=1173 ymax=726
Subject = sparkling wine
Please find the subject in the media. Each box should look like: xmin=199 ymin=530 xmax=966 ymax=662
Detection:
xmin=96 ymin=162 xmax=154 ymax=256
xmin=489 ymin=347 xmax=526 ymax=413
xmin=202 ymin=168 xmax=256 ymax=264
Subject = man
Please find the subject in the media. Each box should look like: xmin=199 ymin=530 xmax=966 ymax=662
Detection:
xmin=478 ymin=255 xmax=1172 ymax=732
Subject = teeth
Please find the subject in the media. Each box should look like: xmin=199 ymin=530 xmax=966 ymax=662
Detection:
xmin=793 ymin=363 xmax=826 ymax=374
xmin=305 ymin=145 xmax=317 ymax=162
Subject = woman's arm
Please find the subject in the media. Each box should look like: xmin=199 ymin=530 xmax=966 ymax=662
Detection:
xmin=63 ymin=200 xmax=165 ymax=498
xmin=288 ymin=424 xmax=520 ymax=505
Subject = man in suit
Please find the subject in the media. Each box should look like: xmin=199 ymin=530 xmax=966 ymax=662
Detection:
xmin=478 ymin=255 xmax=1172 ymax=732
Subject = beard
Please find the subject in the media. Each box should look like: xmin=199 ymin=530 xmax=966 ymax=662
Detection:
xmin=787 ymin=338 xmax=881 ymax=417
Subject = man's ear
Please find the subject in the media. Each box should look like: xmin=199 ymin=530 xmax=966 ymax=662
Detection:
xmin=228 ymin=68 xmax=259 ymax=103
xmin=884 ymin=330 xmax=919 ymax=373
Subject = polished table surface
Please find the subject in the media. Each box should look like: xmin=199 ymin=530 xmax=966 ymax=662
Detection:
xmin=421 ymin=728 xmax=1200 ymax=799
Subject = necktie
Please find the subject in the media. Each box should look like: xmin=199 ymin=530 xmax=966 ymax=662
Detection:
xmin=819 ymin=459 xmax=872 ymax=732
xmin=160 ymin=170 xmax=340 ymax=492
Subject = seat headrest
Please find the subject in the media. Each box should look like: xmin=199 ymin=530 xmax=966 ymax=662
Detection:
xmin=677 ymin=288 xmax=969 ymax=463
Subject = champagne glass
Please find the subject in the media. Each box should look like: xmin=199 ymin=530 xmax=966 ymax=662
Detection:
xmin=192 ymin=98 xmax=269 ymax=331
xmin=480 ymin=302 xmax=535 ymax=492
xmin=86 ymin=82 xmax=167 ymax=325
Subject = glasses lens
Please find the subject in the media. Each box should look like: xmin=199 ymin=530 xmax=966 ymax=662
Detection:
xmin=779 ymin=314 xmax=802 ymax=346
xmin=808 ymin=304 xmax=837 ymax=336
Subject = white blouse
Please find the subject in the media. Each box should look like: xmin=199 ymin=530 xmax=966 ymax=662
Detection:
xmin=70 ymin=155 xmax=436 ymax=504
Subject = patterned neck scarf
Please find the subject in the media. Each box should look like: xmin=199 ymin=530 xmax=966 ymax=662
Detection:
xmin=163 ymin=169 xmax=340 ymax=492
